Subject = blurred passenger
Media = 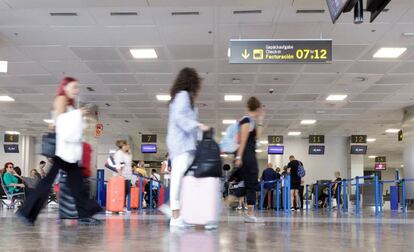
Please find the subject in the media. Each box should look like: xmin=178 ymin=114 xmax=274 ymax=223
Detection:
xmin=160 ymin=153 xmax=171 ymax=187
xmin=30 ymin=169 xmax=42 ymax=181
xmin=151 ymin=169 xmax=161 ymax=189
xmin=164 ymin=67 xmax=210 ymax=227
xmin=261 ymin=163 xmax=278 ymax=210
xmin=235 ymin=97 xmax=265 ymax=223
xmin=114 ymin=140 xmax=133 ymax=212
xmin=228 ymin=168 xmax=247 ymax=211
xmin=16 ymin=77 xmax=102 ymax=225
xmin=135 ymin=160 xmax=147 ymax=177
xmin=13 ymin=166 xmax=24 ymax=184
xmin=3 ymin=163 xmax=25 ymax=193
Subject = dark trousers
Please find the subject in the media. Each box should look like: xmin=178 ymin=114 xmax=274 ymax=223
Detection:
xmin=18 ymin=156 xmax=101 ymax=222
xmin=125 ymin=180 xmax=131 ymax=207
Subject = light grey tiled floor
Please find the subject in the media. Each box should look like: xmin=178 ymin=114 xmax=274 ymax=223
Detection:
xmin=1 ymin=208 xmax=413 ymax=252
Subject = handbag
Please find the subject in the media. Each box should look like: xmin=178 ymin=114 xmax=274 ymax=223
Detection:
xmin=41 ymin=132 xmax=56 ymax=158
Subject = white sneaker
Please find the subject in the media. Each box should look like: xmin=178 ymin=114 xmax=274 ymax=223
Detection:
xmin=169 ymin=217 xmax=187 ymax=228
xmin=236 ymin=206 xmax=243 ymax=211
xmin=204 ymin=224 xmax=218 ymax=230
xmin=159 ymin=204 xmax=172 ymax=218
xmin=244 ymin=215 xmax=265 ymax=223
xmin=243 ymin=206 xmax=248 ymax=210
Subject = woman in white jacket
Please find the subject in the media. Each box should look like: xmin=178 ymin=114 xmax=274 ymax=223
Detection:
xmin=113 ymin=139 xmax=132 ymax=211
xmin=17 ymin=77 xmax=102 ymax=225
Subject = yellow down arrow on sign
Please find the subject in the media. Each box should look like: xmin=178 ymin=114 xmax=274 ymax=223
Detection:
xmin=241 ymin=49 xmax=250 ymax=59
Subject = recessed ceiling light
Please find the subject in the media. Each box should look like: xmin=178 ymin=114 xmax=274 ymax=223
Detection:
xmin=222 ymin=119 xmax=236 ymax=125
xmin=367 ymin=138 xmax=376 ymax=142
xmin=300 ymin=119 xmax=316 ymax=125
xmin=326 ymin=94 xmax=347 ymax=101
xmin=373 ymin=47 xmax=407 ymax=59
xmin=156 ymin=94 xmax=171 ymax=101
xmin=5 ymin=131 xmax=20 ymax=135
xmin=259 ymin=140 xmax=268 ymax=145
xmin=401 ymin=164 xmax=404 ymax=168
xmin=224 ymin=95 xmax=243 ymax=101
xmin=352 ymin=76 xmax=366 ymax=82
xmin=385 ymin=128 xmax=400 ymax=133
xmin=288 ymin=131 xmax=301 ymax=136
xmin=221 ymin=132 xmax=227 ymax=136
xmin=220 ymin=154 xmax=229 ymax=158
xmin=0 ymin=95 xmax=15 ymax=102
xmin=130 ymin=48 xmax=158 ymax=59
xmin=0 ymin=61 xmax=8 ymax=73
xmin=255 ymin=149 xmax=263 ymax=153
xmin=43 ymin=119 xmax=54 ymax=124
xmin=368 ymin=155 xmax=376 ymax=159
xmin=402 ymin=32 xmax=414 ymax=36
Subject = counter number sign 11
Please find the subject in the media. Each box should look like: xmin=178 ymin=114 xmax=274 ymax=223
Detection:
xmin=309 ymin=135 xmax=325 ymax=144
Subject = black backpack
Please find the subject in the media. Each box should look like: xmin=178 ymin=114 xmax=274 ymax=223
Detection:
xmin=186 ymin=129 xmax=222 ymax=178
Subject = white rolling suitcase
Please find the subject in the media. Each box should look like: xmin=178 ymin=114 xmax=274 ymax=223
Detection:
xmin=180 ymin=176 xmax=221 ymax=226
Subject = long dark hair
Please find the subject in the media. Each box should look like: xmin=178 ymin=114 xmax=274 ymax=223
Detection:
xmin=170 ymin=67 xmax=201 ymax=108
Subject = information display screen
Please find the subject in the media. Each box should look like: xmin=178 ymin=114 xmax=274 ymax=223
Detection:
xmin=4 ymin=134 xmax=19 ymax=143
xmin=141 ymin=134 xmax=157 ymax=143
xmin=309 ymin=145 xmax=325 ymax=155
xmin=268 ymin=135 xmax=283 ymax=144
xmin=350 ymin=145 xmax=367 ymax=155
xmin=268 ymin=145 xmax=284 ymax=155
xmin=229 ymin=39 xmax=332 ymax=64
xmin=141 ymin=144 xmax=157 ymax=154
xmin=4 ymin=144 xmax=19 ymax=153
xmin=375 ymin=163 xmax=386 ymax=170
xmin=351 ymin=135 xmax=367 ymax=144
xmin=309 ymin=135 xmax=325 ymax=144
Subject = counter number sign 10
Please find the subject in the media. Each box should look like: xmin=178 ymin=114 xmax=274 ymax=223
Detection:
xmin=351 ymin=135 xmax=367 ymax=144
xmin=268 ymin=135 xmax=283 ymax=145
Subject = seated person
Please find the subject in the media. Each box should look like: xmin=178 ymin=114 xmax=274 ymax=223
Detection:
xmin=2 ymin=164 xmax=25 ymax=194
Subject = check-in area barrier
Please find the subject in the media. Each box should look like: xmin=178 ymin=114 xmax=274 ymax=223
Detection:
xmin=258 ymin=174 xmax=414 ymax=215
xmin=96 ymin=169 xmax=168 ymax=211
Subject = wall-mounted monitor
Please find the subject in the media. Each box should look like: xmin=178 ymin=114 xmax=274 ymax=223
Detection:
xmin=350 ymin=145 xmax=367 ymax=155
xmin=326 ymin=0 xmax=353 ymax=23
xmin=268 ymin=145 xmax=284 ymax=155
xmin=309 ymin=145 xmax=325 ymax=155
xmin=141 ymin=144 xmax=157 ymax=154
xmin=374 ymin=163 xmax=386 ymax=170
xmin=4 ymin=144 xmax=19 ymax=153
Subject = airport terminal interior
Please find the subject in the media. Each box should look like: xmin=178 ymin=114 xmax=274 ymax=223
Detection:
xmin=1 ymin=0 xmax=414 ymax=251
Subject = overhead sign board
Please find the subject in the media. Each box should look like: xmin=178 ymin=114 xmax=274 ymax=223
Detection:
xmin=309 ymin=135 xmax=325 ymax=144
xmin=4 ymin=134 xmax=19 ymax=143
xmin=375 ymin=156 xmax=386 ymax=163
xmin=398 ymin=130 xmax=403 ymax=142
xmin=309 ymin=145 xmax=325 ymax=155
xmin=141 ymin=134 xmax=157 ymax=143
xmin=229 ymin=39 xmax=332 ymax=64
xmin=268 ymin=135 xmax=283 ymax=144
xmin=374 ymin=163 xmax=386 ymax=171
xmin=351 ymin=135 xmax=367 ymax=144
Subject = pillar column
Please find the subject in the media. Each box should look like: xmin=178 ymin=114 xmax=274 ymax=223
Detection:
xmin=402 ymin=106 xmax=414 ymax=200
xmin=268 ymin=154 xmax=283 ymax=170
xmin=20 ymin=135 xmax=36 ymax=177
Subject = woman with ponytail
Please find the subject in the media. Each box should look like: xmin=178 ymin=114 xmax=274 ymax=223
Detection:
xmin=16 ymin=77 xmax=102 ymax=225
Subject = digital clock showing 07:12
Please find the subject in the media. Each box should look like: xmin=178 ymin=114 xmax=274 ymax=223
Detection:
xmin=295 ymin=49 xmax=328 ymax=60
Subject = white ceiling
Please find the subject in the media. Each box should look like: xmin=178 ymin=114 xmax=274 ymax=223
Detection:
xmin=0 ymin=0 xmax=414 ymax=167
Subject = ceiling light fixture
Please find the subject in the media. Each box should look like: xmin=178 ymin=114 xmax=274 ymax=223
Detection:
xmin=221 ymin=132 xmax=227 ymax=136
xmin=0 ymin=61 xmax=8 ymax=73
xmin=288 ymin=131 xmax=301 ymax=136
xmin=220 ymin=154 xmax=229 ymax=158
xmin=373 ymin=47 xmax=407 ymax=59
xmin=368 ymin=155 xmax=376 ymax=159
xmin=227 ymin=48 xmax=231 ymax=58
xmin=255 ymin=149 xmax=263 ymax=153
xmin=402 ymin=32 xmax=414 ymax=36
xmin=385 ymin=128 xmax=400 ymax=133
xmin=300 ymin=119 xmax=316 ymax=125
xmin=259 ymin=140 xmax=268 ymax=145
xmin=5 ymin=131 xmax=20 ymax=135
xmin=130 ymin=48 xmax=158 ymax=59
xmin=0 ymin=95 xmax=15 ymax=102
xmin=367 ymin=138 xmax=376 ymax=142
xmin=43 ymin=119 xmax=54 ymax=124
xmin=156 ymin=94 xmax=171 ymax=101
xmin=224 ymin=95 xmax=243 ymax=101
xmin=326 ymin=94 xmax=347 ymax=101
xmin=222 ymin=119 xmax=236 ymax=125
